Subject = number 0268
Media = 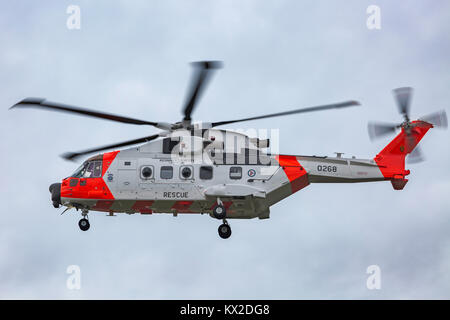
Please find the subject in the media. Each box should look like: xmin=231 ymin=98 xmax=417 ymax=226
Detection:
xmin=317 ymin=165 xmax=337 ymax=172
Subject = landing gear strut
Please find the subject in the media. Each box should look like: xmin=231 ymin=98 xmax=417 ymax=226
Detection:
xmin=218 ymin=219 xmax=231 ymax=239
xmin=78 ymin=209 xmax=90 ymax=231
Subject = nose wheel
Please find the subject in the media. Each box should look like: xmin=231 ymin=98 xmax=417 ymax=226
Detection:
xmin=218 ymin=220 xmax=231 ymax=239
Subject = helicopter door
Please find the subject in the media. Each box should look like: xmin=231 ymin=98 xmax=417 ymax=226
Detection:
xmin=116 ymin=159 xmax=137 ymax=197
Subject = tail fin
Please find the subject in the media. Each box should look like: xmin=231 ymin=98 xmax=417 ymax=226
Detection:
xmin=374 ymin=120 xmax=433 ymax=190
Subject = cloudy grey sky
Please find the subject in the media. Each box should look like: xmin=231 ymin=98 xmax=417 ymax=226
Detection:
xmin=1 ymin=0 xmax=450 ymax=299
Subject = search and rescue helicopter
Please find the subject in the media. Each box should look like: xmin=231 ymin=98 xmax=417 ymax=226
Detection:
xmin=11 ymin=61 xmax=447 ymax=238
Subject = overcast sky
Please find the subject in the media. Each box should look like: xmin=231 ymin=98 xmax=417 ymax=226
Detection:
xmin=1 ymin=0 xmax=450 ymax=299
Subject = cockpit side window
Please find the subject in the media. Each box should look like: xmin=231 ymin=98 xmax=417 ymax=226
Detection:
xmin=71 ymin=161 xmax=103 ymax=178
xmin=93 ymin=161 xmax=102 ymax=177
xmin=83 ymin=162 xmax=95 ymax=178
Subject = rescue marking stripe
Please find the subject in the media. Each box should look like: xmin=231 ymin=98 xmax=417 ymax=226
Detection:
xmin=275 ymin=155 xmax=310 ymax=193
xmin=132 ymin=200 xmax=154 ymax=214
xmin=92 ymin=200 xmax=114 ymax=211
xmin=171 ymin=201 xmax=195 ymax=213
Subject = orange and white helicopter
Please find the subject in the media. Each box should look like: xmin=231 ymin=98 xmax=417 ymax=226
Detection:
xmin=11 ymin=61 xmax=447 ymax=238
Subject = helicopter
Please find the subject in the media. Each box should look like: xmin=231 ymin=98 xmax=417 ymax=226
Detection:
xmin=11 ymin=61 xmax=447 ymax=239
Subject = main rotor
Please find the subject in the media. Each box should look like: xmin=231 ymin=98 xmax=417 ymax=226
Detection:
xmin=11 ymin=61 xmax=360 ymax=161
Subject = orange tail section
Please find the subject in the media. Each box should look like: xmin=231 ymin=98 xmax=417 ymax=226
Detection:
xmin=374 ymin=120 xmax=433 ymax=190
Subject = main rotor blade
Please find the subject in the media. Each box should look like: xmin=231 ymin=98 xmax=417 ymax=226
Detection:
xmin=11 ymin=98 xmax=159 ymax=127
xmin=393 ymin=87 xmax=413 ymax=120
xmin=183 ymin=61 xmax=223 ymax=121
xmin=61 ymin=134 xmax=160 ymax=161
xmin=211 ymin=100 xmax=360 ymax=127
xmin=368 ymin=121 xmax=399 ymax=140
xmin=419 ymin=110 xmax=448 ymax=128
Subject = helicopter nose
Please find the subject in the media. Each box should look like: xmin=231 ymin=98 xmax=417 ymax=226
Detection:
xmin=49 ymin=183 xmax=61 ymax=208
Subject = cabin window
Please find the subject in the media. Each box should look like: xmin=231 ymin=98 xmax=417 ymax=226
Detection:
xmin=160 ymin=166 xmax=173 ymax=179
xmin=180 ymin=166 xmax=193 ymax=179
xmin=141 ymin=166 xmax=153 ymax=179
xmin=200 ymin=166 xmax=213 ymax=180
xmin=229 ymin=166 xmax=242 ymax=179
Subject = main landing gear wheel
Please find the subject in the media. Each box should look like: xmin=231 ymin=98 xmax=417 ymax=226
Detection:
xmin=78 ymin=218 xmax=90 ymax=231
xmin=213 ymin=204 xmax=226 ymax=219
xmin=218 ymin=223 xmax=232 ymax=239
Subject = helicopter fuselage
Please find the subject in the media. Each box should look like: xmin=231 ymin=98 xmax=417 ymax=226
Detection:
xmin=59 ymin=136 xmax=391 ymax=220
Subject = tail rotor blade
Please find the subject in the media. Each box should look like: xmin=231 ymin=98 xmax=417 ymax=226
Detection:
xmin=368 ymin=121 xmax=398 ymax=140
xmin=405 ymin=133 xmax=425 ymax=163
xmin=407 ymin=145 xmax=425 ymax=164
xmin=420 ymin=110 xmax=448 ymax=128
xmin=393 ymin=87 xmax=413 ymax=120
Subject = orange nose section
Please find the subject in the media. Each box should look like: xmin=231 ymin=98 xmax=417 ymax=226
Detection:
xmin=60 ymin=176 xmax=115 ymax=200
xmin=61 ymin=150 xmax=119 ymax=201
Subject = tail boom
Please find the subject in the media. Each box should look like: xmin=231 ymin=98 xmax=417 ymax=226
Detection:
xmin=266 ymin=120 xmax=433 ymax=205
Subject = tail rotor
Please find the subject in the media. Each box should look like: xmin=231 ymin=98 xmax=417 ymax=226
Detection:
xmin=368 ymin=87 xmax=447 ymax=164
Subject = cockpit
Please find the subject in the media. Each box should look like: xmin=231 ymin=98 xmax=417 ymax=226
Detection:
xmin=71 ymin=160 xmax=103 ymax=178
